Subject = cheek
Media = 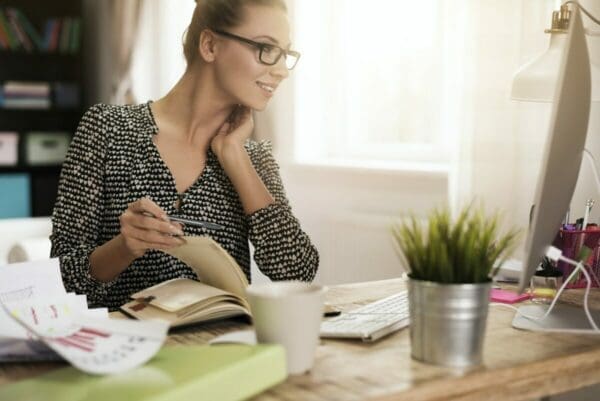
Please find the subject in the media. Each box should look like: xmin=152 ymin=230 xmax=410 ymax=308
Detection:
xmin=216 ymin=52 xmax=270 ymax=103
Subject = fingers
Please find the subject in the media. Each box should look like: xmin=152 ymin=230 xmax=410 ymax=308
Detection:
xmin=128 ymin=197 xmax=168 ymax=221
xmin=125 ymin=225 xmax=186 ymax=249
xmin=121 ymin=210 xmax=180 ymax=237
xmin=120 ymin=197 xmax=187 ymax=255
xmin=138 ymin=214 xmax=184 ymax=236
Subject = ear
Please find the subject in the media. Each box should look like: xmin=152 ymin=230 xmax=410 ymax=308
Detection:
xmin=198 ymin=29 xmax=218 ymax=63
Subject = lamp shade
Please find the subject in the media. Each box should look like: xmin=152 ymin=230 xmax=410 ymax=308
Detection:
xmin=511 ymin=33 xmax=600 ymax=102
xmin=512 ymin=34 xmax=566 ymax=102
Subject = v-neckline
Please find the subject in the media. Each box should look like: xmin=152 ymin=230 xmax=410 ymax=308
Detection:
xmin=145 ymin=100 xmax=216 ymax=198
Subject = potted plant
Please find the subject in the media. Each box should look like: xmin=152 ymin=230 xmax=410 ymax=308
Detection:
xmin=391 ymin=204 xmax=520 ymax=367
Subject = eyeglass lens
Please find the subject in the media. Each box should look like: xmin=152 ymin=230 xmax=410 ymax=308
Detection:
xmin=260 ymin=47 xmax=299 ymax=70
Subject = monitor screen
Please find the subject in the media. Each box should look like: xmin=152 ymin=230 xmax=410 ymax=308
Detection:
xmin=518 ymin=5 xmax=592 ymax=293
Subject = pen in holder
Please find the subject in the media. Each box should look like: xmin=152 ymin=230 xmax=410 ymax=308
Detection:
xmin=552 ymin=228 xmax=600 ymax=288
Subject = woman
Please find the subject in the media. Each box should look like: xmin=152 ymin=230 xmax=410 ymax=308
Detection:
xmin=50 ymin=0 xmax=319 ymax=311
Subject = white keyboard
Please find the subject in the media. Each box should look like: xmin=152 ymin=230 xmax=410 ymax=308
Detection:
xmin=320 ymin=291 xmax=410 ymax=342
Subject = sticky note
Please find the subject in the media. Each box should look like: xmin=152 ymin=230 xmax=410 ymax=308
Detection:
xmin=490 ymin=288 xmax=531 ymax=304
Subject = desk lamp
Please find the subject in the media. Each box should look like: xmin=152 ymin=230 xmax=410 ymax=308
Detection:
xmin=512 ymin=2 xmax=600 ymax=102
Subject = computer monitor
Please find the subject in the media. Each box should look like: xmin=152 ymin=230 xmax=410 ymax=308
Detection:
xmin=518 ymin=4 xmax=592 ymax=293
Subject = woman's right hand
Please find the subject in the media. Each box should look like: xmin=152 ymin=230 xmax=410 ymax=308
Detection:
xmin=118 ymin=197 xmax=185 ymax=258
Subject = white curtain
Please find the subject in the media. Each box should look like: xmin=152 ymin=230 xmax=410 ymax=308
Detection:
xmin=276 ymin=0 xmax=600 ymax=264
xmin=83 ymin=0 xmax=144 ymax=104
xmin=450 ymin=0 xmax=558 ymax=234
xmin=451 ymin=0 xmax=600 ymax=254
xmin=131 ymin=0 xmax=196 ymax=103
xmin=109 ymin=0 xmax=143 ymax=104
xmin=276 ymin=0 xmax=559 ymax=233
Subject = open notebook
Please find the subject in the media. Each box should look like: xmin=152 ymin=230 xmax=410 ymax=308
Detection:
xmin=120 ymin=236 xmax=250 ymax=327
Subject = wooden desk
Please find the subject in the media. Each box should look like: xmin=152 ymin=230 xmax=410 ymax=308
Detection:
xmin=2 ymin=279 xmax=600 ymax=401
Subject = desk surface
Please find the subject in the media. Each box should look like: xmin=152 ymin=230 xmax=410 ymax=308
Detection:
xmin=2 ymin=279 xmax=600 ymax=401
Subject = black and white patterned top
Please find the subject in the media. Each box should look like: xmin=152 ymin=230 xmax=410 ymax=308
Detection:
xmin=50 ymin=101 xmax=319 ymax=311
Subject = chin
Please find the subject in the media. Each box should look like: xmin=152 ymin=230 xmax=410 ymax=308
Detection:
xmin=242 ymin=98 xmax=268 ymax=112
xmin=253 ymin=102 xmax=268 ymax=112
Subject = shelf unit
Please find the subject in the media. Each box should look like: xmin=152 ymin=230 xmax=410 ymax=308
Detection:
xmin=0 ymin=0 xmax=84 ymax=217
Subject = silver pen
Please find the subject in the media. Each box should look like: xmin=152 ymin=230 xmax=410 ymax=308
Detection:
xmin=167 ymin=215 xmax=224 ymax=230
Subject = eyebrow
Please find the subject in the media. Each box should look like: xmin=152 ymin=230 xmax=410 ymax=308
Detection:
xmin=253 ymin=35 xmax=291 ymax=49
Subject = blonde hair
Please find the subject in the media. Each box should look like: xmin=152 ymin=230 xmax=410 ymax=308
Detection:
xmin=183 ymin=0 xmax=287 ymax=66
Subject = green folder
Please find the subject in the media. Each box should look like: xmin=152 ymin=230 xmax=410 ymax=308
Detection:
xmin=0 ymin=344 xmax=287 ymax=401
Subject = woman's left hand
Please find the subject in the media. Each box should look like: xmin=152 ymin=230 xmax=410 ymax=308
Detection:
xmin=211 ymin=105 xmax=254 ymax=161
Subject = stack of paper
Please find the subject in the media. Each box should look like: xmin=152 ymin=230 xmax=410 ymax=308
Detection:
xmin=0 ymin=259 xmax=169 ymax=375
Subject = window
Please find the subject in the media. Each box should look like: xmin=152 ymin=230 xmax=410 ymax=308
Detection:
xmin=293 ymin=0 xmax=458 ymax=167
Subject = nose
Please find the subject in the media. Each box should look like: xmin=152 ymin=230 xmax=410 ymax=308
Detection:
xmin=271 ymin=56 xmax=289 ymax=79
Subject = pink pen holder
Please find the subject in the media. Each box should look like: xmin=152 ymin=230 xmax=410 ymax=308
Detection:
xmin=552 ymin=228 xmax=600 ymax=288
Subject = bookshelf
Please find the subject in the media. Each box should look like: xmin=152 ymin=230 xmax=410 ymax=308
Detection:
xmin=0 ymin=0 xmax=84 ymax=218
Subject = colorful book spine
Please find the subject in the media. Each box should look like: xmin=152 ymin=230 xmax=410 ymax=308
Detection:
xmin=42 ymin=19 xmax=54 ymax=52
xmin=0 ymin=11 xmax=8 ymax=49
xmin=0 ymin=8 xmax=82 ymax=54
xmin=10 ymin=8 xmax=43 ymax=50
xmin=0 ymin=8 xmax=83 ymax=54
xmin=6 ymin=9 xmax=33 ymax=52
xmin=0 ymin=10 xmax=19 ymax=50
xmin=48 ymin=19 xmax=61 ymax=52
xmin=69 ymin=18 xmax=81 ymax=54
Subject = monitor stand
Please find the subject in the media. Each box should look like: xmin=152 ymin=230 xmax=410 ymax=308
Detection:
xmin=512 ymin=304 xmax=600 ymax=334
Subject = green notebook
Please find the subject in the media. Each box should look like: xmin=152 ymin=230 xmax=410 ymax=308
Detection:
xmin=0 ymin=344 xmax=287 ymax=401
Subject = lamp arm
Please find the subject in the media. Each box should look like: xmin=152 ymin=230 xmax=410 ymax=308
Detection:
xmin=563 ymin=1 xmax=600 ymax=26
xmin=583 ymin=149 xmax=600 ymax=195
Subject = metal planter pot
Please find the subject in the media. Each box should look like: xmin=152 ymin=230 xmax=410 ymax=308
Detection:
xmin=408 ymin=278 xmax=491 ymax=367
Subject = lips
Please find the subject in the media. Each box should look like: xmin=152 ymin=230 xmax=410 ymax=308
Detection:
xmin=256 ymin=81 xmax=277 ymax=94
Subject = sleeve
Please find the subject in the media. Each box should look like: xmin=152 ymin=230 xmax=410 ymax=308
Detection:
xmin=247 ymin=141 xmax=319 ymax=282
xmin=50 ymin=104 xmax=113 ymax=305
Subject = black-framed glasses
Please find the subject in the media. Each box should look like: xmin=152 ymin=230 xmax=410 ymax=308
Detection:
xmin=213 ymin=30 xmax=301 ymax=70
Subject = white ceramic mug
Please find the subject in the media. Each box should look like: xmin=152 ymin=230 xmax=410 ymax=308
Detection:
xmin=246 ymin=281 xmax=326 ymax=375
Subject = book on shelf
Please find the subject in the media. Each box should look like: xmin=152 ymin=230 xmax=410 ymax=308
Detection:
xmin=54 ymin=82 xmax=80 ymax=108
xmin=10 ymin=8 xmax=43 ymax=50
xmin=0 ymin=81 xmax=51 ymax=110
xmin=0 ymin=9 xmax=16 ymax=50
xmin=3 ymin=81 xmax=51 ymax=96
xmin=0 ymin=8 xmax=81 ymax=53
xmin=58 ymin=18 xmax=70 ymax=53
xmin=0 ymin=81 xmax=80 ymax=110
xmin=44 ymin=18 xmax=58 ymax=52
xmin=2 ymin=98 xmax=50 ymax=109
xmin=5 ymin=9 xmax=33 ymax=52
xmin=69 ymin=18 xmax=81 ymax=54
xmin=120 ymin=236 xmax=252 ymax=328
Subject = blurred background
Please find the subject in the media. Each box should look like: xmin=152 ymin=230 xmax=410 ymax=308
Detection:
xmin=0 ymin=0 xmax=599 ymax=287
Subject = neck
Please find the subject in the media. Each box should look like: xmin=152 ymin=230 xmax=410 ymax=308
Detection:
xmin=152 ymin=64 xmax=237 ymax=145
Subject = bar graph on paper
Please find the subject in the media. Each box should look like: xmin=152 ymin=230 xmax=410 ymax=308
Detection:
xmin=0 ymin=259 xmax=168 ymax=374
xmin=2 ymin=299 xmax=155 ymax=370
xmin=0 ymin=286 xmax=34 ymax=303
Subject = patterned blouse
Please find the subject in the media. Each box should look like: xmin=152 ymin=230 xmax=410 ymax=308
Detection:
xmin=50 ymin=102 xmax=319 ymax=311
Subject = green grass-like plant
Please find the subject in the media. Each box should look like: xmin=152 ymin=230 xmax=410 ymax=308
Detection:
xmin=391 ymin=204 xmax=520 ymax=284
